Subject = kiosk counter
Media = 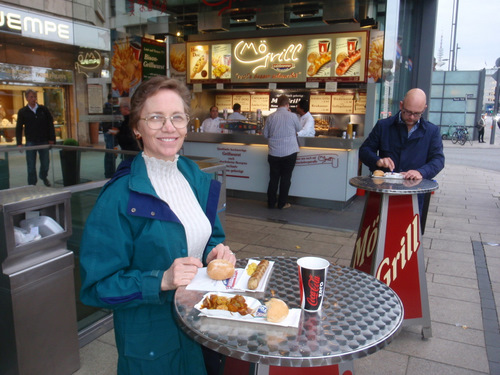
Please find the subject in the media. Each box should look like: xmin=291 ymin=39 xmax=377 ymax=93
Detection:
xmin=183 ymin=132 xmax=363 ymax=208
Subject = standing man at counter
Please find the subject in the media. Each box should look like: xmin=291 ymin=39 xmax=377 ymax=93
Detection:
xmin=263 ymin=94 xmax=302 ymax=209
xmin=200 ymin=106 xmax=222 ymax=133
xmin=228 ymin=103 xmax=246 ymax=120
xmin=296 ymin=99 xmax=315 ymax=137
xmin=359 ymin=88 xmax=444 ymax=215
xmin=16 ymin=89 xmax=56 ymax=187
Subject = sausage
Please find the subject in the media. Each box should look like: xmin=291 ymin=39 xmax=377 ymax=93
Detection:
xmin=335 ymin=49 xmax=362 ymax=76
xmin=247 ymin=260 xmax=270 ymax=290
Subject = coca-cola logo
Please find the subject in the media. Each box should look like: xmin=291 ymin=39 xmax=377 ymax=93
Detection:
xmin=306 ymin=274 xmax=323 ymax=307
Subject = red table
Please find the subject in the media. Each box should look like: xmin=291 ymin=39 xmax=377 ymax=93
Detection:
xmin=349 ymin=176 xmax=438 ymax=339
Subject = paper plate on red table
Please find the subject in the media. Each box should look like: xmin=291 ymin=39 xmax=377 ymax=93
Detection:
xmin=194 ymin=292 xmax=264 ymax=320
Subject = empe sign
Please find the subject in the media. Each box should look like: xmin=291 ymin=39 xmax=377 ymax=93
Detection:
xmin=0 ymin=4 xmax=73 ymax=45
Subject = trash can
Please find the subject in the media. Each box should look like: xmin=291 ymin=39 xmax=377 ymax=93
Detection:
xmin=0 ymin=186 xmax=80 ymax=375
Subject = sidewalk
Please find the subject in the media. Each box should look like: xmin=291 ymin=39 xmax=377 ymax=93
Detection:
xmin=75 ymin=163 xmax=500 ymax=375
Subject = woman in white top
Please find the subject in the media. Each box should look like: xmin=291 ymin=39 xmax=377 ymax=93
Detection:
xmin=80 ymin=77 xmax=234 ymax=375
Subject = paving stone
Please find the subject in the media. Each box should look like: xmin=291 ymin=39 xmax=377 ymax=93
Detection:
xmin=406 ymin=357 xmax=488 ymax=375
xmin=427 ymin=257 xmax=477 ymax=278
xmin=429 ymin=295 xmax=483 ymax=330
xmin=353 ymin=349 xmax=408 ymax=375
xmin=387 ymin=330 xmax=489 ymax=373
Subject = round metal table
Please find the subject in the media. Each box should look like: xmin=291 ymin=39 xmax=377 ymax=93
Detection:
xmin=349 ymin=175 xmax=439 ymax=195
xmin=175 ymin=256 xmax=403 ymax=371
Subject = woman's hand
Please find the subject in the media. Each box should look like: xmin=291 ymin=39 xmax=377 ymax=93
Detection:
xmin=161 ymin=257 xmax=203 ymax=291
xmin=206 ymin=243 xmax=236 ymax=265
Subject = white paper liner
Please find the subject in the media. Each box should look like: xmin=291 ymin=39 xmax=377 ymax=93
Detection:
xmin=186 ymin=259 xmax=274 ymax=292
xmin=194 ymin=292 xmax=301 ymax=328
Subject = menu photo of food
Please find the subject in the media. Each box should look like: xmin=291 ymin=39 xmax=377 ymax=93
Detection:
xmin=211 ymin=44 xmax=231 ymax=80
xmin=306 ymin=38 xmax=332 ymax=78
xmin=190 ymin=45 xmax=209 ymax=80
xmin=368 ymin=30 xmax=384 ymax=83
xmin=111 ymin=38 xmax=142 ymax=96
xmin=334 ymin=36 xmax=362 ymax=78
xmin=170 ymin=44 xmax=186 ymax=74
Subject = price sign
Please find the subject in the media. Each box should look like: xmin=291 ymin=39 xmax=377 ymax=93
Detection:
xmin=232 ymin=94 xmax=251 ymax=111
xmin=250 ymin=94 xmax=270 ymax=111
xmin=310 ymin=94 xmax=331 ymax=113
xmin=331 ymin=93 xmax=354 ymax=114
xmin=216 ymin=95 xmax=233 ymax=110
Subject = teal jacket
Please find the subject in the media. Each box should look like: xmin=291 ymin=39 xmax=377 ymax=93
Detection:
xmin=80 ymin=154 xmax=224 ymax=374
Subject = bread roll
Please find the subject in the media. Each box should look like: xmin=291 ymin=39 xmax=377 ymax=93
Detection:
xmin=207 ymin=259 xmax=235 ymax=280
xmin=266 ymin=298 xmax=289 ymax=323
xmin=372 ymin=170 xmax=384 ymax=177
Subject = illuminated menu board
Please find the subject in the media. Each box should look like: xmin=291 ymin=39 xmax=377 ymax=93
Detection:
xmin=215 ymin=95 xmax=233 ymax=110
xmin=186 ymin=30 xmax=368 ymax=84
xmin=331 ymin=93 xmax=354 ymax=114
xmin=251 ymin=94 xmax=270 ymax=111
xmin=353 ymin=92 xmax=367 ymax=114
xmin=310 ymin=94 xmax=331 ymax=113
xmin=232 ymin=94 xmax=251 ymax=112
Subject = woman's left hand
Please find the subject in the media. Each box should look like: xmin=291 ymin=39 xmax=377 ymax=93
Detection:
xmin=206 ymin=243 xmax=236 ymax=265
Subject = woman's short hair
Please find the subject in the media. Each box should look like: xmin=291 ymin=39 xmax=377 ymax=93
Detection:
xmin=129 ymin=76 xmax=191 ymax=132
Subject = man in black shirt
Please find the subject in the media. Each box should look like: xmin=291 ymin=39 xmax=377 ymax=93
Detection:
xmin=16 ymin=89 xmax=56 ymax=186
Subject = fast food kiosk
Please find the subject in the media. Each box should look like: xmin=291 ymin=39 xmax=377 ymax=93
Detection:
xmin=179 ymin=29 xmax=378 ymax=208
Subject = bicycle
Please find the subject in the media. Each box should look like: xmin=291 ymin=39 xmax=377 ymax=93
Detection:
xmin=441 ymin=124 xmax=456 ymax=140
xmin=451 ymin=126 xmax=472 ymax=146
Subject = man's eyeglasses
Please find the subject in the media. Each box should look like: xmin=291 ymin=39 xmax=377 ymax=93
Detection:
xmin=141 ymin=114 xmax=190 ymax=129
xmin=401 ymin=108 xmax=423 ymax=118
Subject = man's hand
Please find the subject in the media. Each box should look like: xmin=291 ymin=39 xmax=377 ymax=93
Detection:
xmin=161 ymin=257 xmax=203 ymax=291
xmin=402 ymin=170 xmax=422 ymax=180
xmin=376 ymin=157 xmax=395 ymax=171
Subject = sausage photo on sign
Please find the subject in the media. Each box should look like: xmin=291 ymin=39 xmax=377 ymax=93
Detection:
xmin=336 ymin=49 xmax=362 ymax=76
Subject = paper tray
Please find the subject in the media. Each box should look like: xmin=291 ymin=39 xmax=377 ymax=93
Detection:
xmin=186 ymin=259 xmax=274 ymax=293
xmin=195 ymin=292 xmax=301 ymax=328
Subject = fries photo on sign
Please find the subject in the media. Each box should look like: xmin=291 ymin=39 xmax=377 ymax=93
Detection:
xmin=111 ymin=38 xmax=142 ymax=96
xmin=368 ymin=31 xmax=384 ymax=83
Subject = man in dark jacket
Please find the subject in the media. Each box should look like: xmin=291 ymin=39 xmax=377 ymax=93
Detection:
xmin=115 ymin=102 xmax=140 ymax=159
xmin=16 ymin=89 xmax=56 ymax=186
xmin=360 ymin=88 xmax=444 ymax=180
xmin=359 ymin=88 xmax=445 ymax=218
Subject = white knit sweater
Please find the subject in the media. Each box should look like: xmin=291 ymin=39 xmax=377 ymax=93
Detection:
xmin=143 ymin=154 xmax=211 ymax=259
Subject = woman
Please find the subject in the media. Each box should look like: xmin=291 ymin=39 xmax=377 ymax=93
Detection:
xmin=80 ymin=77 xmax=235 ymax=374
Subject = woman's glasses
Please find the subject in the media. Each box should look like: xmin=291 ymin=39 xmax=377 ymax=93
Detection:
xmin=141 ymin=114 xmax=190 ymax=129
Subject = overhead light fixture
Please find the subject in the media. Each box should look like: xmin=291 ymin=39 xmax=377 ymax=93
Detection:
xmin=230 ymin=11 xmax=255 ymax=23
xmin=257 ymin=5 xmax=290 ymax=29
xmin=292 ymin=5 xmax=319 ymax=18
xmin=198 ymin=11 xmax=230 ymax=32
xmin=323 ymin=0 xmax=357 ymax=24
xmin=360 ymin=17 xmax=378 ymax=29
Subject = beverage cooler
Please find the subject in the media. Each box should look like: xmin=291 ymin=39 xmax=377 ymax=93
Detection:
xmin=0 ymin=186 xmax=79 ymax=375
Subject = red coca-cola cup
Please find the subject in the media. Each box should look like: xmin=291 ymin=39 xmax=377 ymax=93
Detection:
xmin=297 ymin=257 xmax=329 ymax=312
